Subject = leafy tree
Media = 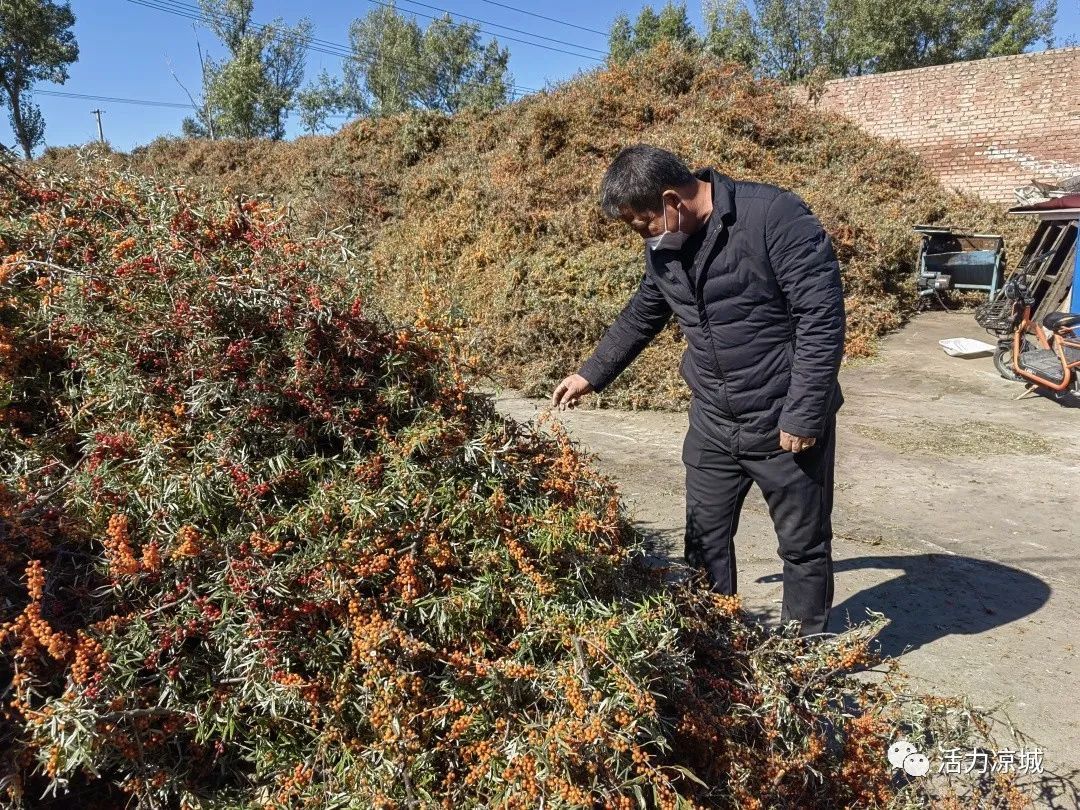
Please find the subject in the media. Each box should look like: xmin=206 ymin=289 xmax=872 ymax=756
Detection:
xmin=757 ymin=0 xmax=829 ymax=81
xmin=419 ymin=17 xmax=511 ymax=113
xmin=633 ymin=5 xmax=663 ymax=50
xmin=259 ymin=18 xmax=309 ymax=137
xmin=457 ymin=39 xmax=513 ymax=110
xmin=702 ymin=0 xmax=1057 ymax=80
xmin=703 ymin=0 xmax=759 ymax=68
xmin=305 ymin=2 xmax=510 ymax=120
xmin=0 ymin=0 xmax=78 ymax=159
xmin=339 ymin=2 xmax=419 ymax=117
xmin=705 ymin=0 xmax=829 ymax=80
xmin=608 ymin=13 xmax=635 ymax=63
xmin=296 ymin=69 xmax=347 ymax=135
xmin=183 ymin=0 xmax=311 ymax=139
xmin=608 ymin=3 xmax=699 ymax=63
xmin=658 ymin=2 xmax=699 ymax=47
xmin=835 ymin=0 xmax=1057 ymax=75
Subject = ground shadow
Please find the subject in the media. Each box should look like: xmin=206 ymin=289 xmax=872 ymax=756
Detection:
xmin=1030 ymin=387 xmax=1080 ymax=409
xmin=636 ymin=525 xmax=1052 ymax=659
xmin=757 ymin=553 xmax=1051 ymax=658
xmin=633 ymin=522 xmax=683 ymax=567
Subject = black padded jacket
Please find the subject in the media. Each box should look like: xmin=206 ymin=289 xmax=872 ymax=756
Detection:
xmin=577 ymin=168 xmax=845 ymax=456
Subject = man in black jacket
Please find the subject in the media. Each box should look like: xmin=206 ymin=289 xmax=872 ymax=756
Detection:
xmin=552 ymin=144 xmax=845 ymax=635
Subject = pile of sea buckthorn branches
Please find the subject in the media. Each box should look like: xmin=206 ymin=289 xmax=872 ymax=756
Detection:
xmin=0 ymin=159 xmax=1034 ymax=809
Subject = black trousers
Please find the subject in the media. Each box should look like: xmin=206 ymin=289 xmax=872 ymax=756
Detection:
xmin=682 ymin=414 xmax=836 ymax=635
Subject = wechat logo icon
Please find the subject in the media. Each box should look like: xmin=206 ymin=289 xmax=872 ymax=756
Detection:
xmin=888 ymin=740 xmax=931 ymax=777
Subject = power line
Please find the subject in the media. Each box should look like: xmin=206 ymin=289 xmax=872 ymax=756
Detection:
xmin=126 ymin=0 xmax=377 ymax=60
xmin=126 ymin=0 xmax=359 ymax=58
xmin=35 ymin=88 xmax=193 ymax=109
xmin=160 ymin=0 xmax=550 ymax=91
xmin=367 ymin=0 xmax=604 ymax=62
xmin=25 ymin=3 xmax=561 ymax=134
xmin=129 ymin=0 xmax=366 ymax=58
xmin=479 ymin=0 xmax=608 ymax=38
xmin=123 ymin=0 xmax=546 ymax=92
xmin=393 ymin=0 xmax=607 ymax=56
xmin=37 ymin=88 xmax=519 ymax=121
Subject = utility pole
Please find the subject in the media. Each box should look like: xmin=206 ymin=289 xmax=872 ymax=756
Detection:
xmin=91 ymin=109 xmax=105 ymax=143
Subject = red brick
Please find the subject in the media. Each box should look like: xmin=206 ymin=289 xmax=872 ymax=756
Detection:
xmin=794 ymin=47 xmax=1080 ymax=200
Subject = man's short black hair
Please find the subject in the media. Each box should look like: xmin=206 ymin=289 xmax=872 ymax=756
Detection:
xmin=599 ymin=144 xmax=695 ymax=218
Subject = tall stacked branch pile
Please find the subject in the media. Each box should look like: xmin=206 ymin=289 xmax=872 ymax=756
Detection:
xmin=38 ymin=48 xmax=1035 ymax=410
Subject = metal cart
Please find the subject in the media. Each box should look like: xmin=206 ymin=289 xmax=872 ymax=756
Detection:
xmin=913 ymin=226 xmax=1005 ymax=309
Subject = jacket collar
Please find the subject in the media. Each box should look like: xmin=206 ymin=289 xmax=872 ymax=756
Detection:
xmin=696 ymin=167 xmax=736 ymax=225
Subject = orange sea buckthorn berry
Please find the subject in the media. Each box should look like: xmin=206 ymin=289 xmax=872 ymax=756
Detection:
xmin=104 ymin=513 xmax=140 ymax=576
xmin=172 ymin=525 xmax=202 ymax=558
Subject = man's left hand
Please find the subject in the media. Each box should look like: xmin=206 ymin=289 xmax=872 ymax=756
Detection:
xmin=780 ymin=431 xmax=817 ymax=453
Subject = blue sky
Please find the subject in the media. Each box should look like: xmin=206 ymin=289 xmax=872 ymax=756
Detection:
xmin=4 ymin=0 xmax=1079 ymax=154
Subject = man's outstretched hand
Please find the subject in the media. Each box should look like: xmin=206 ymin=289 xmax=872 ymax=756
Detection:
xmin=551 ymin=373 xmax=594 ymax=410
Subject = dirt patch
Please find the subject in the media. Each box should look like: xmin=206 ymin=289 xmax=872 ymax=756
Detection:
xmin=496 ymin=313 xmax=1080 ymax=792
xmin=851 ymin=419 xmax=1053 ymax=456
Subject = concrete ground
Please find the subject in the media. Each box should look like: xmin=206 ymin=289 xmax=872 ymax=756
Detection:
xmin=494 ymin=310 xmax=1080 ymax=802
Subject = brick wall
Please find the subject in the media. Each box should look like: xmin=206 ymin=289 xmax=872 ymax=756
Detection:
xmin=793 ymin=47 xmax=1080 ymax=202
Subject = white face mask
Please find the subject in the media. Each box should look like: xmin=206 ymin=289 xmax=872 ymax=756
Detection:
xmin=644 ymin=202 xmax=688 ymax=252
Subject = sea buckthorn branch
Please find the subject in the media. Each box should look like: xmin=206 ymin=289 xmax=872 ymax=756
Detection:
xmin=0 ymin=159 xmax=1038 ymax=810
